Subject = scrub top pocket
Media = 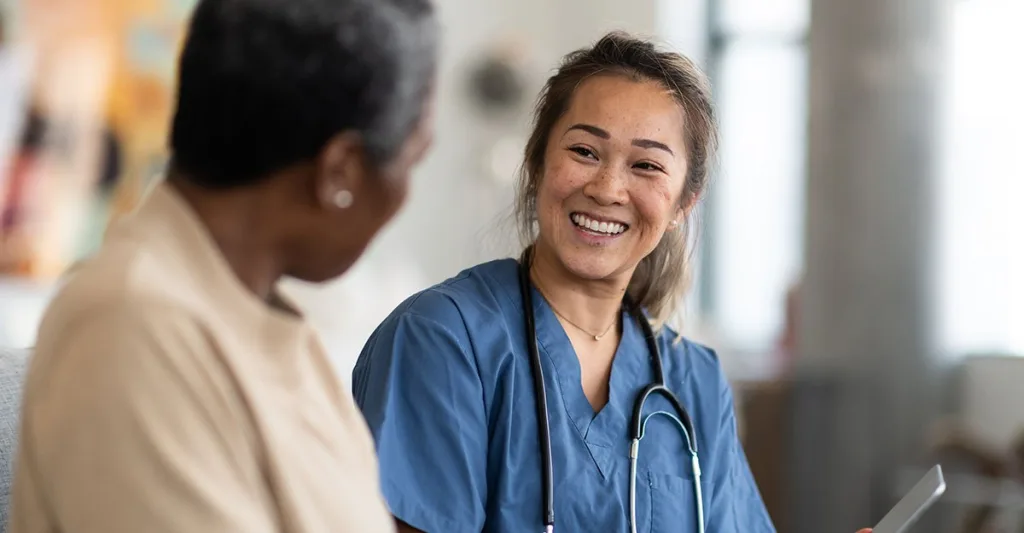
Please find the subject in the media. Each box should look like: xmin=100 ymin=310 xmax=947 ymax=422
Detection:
xmin=648 ymin=471 xmax=708 ymax=533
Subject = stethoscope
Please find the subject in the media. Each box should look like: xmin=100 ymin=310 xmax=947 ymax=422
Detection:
xmin=517 ymin=249 xmax=705 ymax=533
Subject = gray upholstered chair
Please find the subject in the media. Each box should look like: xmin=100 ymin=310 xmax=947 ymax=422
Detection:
xmin=0 ymin=348 xmax=29 ymax=533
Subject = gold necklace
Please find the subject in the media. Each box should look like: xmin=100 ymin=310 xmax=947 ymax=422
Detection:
xmin=548 ymin=304 xmax=617 ymax=341
xmin=533 ymin=282 xmax=618 ymax=341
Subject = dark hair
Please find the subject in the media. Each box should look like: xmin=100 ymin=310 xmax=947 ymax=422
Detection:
xmin=170 ymin=0 xmax=438 ymax=188
xmin=515 ymin=31 xmax=718 ymax=326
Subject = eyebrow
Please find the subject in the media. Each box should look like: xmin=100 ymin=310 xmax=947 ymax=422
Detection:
xmin=566 ymin=123 xmax=675 ymax=156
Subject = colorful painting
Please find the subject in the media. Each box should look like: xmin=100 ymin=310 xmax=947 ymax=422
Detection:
xmin=0 ymin=0 xmax=196 ymax=279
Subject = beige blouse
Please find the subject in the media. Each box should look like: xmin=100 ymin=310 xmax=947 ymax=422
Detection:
xmin=9 ymin=182 xmax=395 ymax=533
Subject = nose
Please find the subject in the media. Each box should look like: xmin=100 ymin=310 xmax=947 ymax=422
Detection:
xmin=582 ymin=167 xmax=629 ymax=206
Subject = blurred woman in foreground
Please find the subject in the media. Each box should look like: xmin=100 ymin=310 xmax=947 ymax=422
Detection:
xmin=9 ymin=0 xmax=436 ymax=531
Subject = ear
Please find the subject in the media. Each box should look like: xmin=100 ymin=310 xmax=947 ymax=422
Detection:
xmin=669 ymin=191 xmax=696 ymax=229
xmin=314 ymin=132 xmax=369 ymax=210
xmin=669 ymin=208 xmax=685 ymax=229
xmin=681 ymin=189 xmax=700 ymax=214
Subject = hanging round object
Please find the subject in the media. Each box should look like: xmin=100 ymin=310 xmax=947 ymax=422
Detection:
xmin=466 ymin=42 xmax=530 ymax=115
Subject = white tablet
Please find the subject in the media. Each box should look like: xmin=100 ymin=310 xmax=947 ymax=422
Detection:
xmin=873 ymin=465 xmax=946 ymax=533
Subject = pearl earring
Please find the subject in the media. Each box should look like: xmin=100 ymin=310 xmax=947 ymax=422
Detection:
xmin=332 ymin=190 xmax=354 ymax=209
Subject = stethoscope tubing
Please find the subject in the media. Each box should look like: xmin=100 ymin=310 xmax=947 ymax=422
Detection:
xmin=519 ymin=255 xmax=556 ymax=531
xmin=518 ymin=249 xmax=701 ymax=533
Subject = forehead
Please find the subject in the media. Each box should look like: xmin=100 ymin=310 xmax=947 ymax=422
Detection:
xmin=559 ymin=74 xmax=686 ymax=146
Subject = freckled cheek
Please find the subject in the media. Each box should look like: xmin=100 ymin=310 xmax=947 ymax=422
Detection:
xmin=634 ymin=187 xmax=678 ymax=233
xmin=540 ymin=159 xmax=589 ymax=204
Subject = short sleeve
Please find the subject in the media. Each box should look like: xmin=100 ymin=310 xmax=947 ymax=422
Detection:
xmin=352 ymin=304 xmax=488 ymax=533
xmin=8 ymin=305 xmax=277 ymax=533
xmin=707 ymin=362 xmax=777 ymax=533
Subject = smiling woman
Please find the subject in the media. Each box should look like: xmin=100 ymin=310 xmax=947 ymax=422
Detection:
xmin=352 ymin=30 xmax=873 ymax=533
xmin=350 ymin=32 xmax=780 ymax=533
xmin=522 ymin=72 xmax=705 ymax=331
xmin=515 ymin=41 xmax=717 ymax=330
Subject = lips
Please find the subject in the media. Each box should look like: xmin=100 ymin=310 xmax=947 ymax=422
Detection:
xmin=570 ymin=212 xmax=629 ymax=236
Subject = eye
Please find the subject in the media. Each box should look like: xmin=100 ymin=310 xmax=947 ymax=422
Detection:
xmin=633 ymin=161 xmax=665 ymax=173
xmin=569 ymin=146 xmax=597 ymax=159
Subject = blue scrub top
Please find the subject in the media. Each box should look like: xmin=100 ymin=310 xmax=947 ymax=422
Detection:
xmin=352 ymin=259 xmax=775 ymax=533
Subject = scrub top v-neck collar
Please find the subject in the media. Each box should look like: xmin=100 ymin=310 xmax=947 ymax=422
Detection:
xmin=526 ymin=284 xmax=653 ymax=467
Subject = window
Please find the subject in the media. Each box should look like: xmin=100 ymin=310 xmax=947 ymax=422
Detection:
xmin=937 ymin=0 xmax=1024 ymax=356
xmin=703 ymin=0 xmax=809 ymax=352
xmin=702 ymin=0 xmax=1024 ymax=357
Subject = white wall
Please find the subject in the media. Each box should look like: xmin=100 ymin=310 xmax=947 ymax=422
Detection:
xmin=1 ymin=0 xmax=709 ymax=385
xmin=284 ymin=0 xmax=708 ymax=384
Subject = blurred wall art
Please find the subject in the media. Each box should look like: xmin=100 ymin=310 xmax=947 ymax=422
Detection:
xmin=0 ymin=0 xmax=194 ymax=280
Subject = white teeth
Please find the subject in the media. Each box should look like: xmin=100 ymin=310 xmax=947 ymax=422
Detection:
xmin=571 ymin=213 xmax=627 ymax=235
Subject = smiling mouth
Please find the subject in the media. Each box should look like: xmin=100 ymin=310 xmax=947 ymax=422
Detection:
xmin=570 ymin=212 xmax=629 ymax=236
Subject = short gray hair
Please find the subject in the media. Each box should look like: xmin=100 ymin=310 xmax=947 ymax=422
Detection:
xmin=170 ymin=0 xmax=439 ymax=187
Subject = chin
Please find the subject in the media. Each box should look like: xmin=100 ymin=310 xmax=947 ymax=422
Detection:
xmin=289 ymin=248 xmax=365 ymax=284
xmin=556 ymin=248 xmax=629 ymax=282
xmin=290 ymin=263 xmax=353 ymax=284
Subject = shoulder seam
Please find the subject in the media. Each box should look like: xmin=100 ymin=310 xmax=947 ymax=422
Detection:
xmin=402 ymin=291 xmax=477 ymax=362
xmin=401 ymin=289 xmax=490 ymax=412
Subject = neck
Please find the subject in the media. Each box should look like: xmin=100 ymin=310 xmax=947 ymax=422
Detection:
xmin=167 ymin=174 xmax=285 ymax=302
xmin=528 ymin=242 xmax=631 ymax=335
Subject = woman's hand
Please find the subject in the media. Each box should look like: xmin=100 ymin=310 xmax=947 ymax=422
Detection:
xmin=856 ymin=529 xmax=872 ymax=533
